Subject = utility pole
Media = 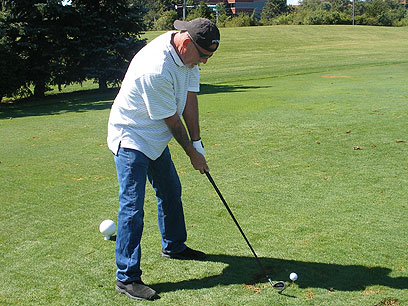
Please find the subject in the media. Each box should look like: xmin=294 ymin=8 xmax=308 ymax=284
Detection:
xmin=352 ymin=0 xmax=355 ymax=25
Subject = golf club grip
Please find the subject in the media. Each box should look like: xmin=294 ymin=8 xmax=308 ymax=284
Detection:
xmin=205 ymin=171 xmax=268 ymax=275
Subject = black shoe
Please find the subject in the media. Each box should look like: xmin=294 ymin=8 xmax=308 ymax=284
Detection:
xmin=115 ymin=280 xmax=159 ymax=301
xmin=161 ymin=246 xmax=206 ymax=260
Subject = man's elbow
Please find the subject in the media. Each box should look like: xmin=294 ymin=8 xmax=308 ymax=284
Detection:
xmin=164 ymin=112 xmax=180 ymax=128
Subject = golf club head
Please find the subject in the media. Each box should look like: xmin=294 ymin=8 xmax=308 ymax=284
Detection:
xmin=268 ymin=278 xmax=286 ymax=291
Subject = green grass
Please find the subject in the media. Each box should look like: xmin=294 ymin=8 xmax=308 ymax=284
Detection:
xmin=1 ymin=25 xmax=407 ymax=305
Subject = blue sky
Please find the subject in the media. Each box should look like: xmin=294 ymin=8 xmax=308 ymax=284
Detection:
xmin=287 ymin=0 xmax=300 ymax=5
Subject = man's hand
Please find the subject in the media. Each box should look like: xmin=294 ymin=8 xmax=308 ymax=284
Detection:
xmin=187 ymin=147 xmax=209 ymax=174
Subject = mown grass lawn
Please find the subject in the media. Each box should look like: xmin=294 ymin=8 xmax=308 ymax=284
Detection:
xmin=0 ymin=25 xmax=407 ymax=305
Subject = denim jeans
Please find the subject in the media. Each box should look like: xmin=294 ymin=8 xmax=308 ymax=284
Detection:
xmin=114 ymin=146 xmax=187 ymax=283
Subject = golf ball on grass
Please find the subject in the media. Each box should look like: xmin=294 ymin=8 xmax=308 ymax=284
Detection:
xmin=289 ymin=272 xmax=298 ymax=281
xmin=99 ymin=219 xmax=116 ymax=240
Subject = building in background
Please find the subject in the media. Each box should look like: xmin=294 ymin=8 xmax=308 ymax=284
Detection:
xmin=202 ymin=0 xmax=268 ymax=16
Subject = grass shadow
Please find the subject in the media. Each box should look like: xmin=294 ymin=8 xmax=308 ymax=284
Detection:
xmin=0 ymin=84 xmax=270 ymax=119
xmin=153 ymin=254 xmax=407 ymax=293
xmin=0 ymin=88 xmax=118 ymax=119
xmin=199 ymin=84 xmax=272 ymax=95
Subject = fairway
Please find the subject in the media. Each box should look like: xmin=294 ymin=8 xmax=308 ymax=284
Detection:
xmin=1 ymin=25 xmax=407 ymax=305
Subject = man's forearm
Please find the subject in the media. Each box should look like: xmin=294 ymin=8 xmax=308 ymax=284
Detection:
xmin=183 ymin=92 xmax=200 ymax=141
xmin=165 ymin=112 xmax=209 ymax=173
xmin=165 ymin=113 xmax=195 ymax=155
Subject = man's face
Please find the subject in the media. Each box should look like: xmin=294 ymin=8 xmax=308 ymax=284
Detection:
xmin=184 ymin=35 xmax=216 ymax=68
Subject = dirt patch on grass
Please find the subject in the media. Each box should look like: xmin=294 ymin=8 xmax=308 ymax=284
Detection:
xmin=243 ymin=284 xmax=264 ymax=293
xmin=374 ymin=297 xmax=399 ymax=306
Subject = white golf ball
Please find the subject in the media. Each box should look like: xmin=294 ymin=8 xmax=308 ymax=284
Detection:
xmin=289 ymin=272 xmax=298 ymax=281
xmin=99 ymin=219 xmax=116 ymax=240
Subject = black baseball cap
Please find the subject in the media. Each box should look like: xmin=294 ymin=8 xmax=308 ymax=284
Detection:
xmin=174 ymin=18 xmax=220 ymax=52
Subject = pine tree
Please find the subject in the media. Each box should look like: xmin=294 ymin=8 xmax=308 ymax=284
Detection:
xmin=72 ymin=0 xmax=147 ymax=89
xmin=0 ymin=0 xmax=66 ymax=97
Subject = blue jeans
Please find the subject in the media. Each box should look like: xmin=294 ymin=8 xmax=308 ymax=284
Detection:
xmin=114 ymin=146 xmax=187 ymax=283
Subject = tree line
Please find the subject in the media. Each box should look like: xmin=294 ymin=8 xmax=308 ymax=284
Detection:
xmin=261 ymin=0 xmax=408 ymax=26
xmin=137 ymin=0 xmax=407 ymax=29
xmin=1 ymin=0 xmax=407 ymax=102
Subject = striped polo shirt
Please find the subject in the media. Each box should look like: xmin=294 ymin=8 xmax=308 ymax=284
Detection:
xmin=107 ymin=31 xmax=200 ymax=160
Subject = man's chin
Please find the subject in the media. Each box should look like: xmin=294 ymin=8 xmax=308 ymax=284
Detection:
xmin=186 ymin=63 xmax=198 ymax=69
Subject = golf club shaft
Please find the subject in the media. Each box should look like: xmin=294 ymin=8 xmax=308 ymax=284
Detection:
xmin=205 ymin=171 xmax=269 ymax=278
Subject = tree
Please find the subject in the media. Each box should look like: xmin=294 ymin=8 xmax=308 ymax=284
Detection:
xmin=0 ymin=31 xmax=29 ymax=101
xmin=187 ymin=1 xmax=213 ymax=21
xmin=330 ymin=0 xmax=350 ymax=12
xmin=0 ymin=0 xmax=68 ymax=98
xmin=215 ymin=2 xmax=230 ymax=25
xmin=0 ymin=0 xmax=147 ymax=99
xmin=153 ymin=9 xmax=177 ymax=30
xmin=132 ymin=0 xmax=178 ymax=29
xmin=72 ymin=0 xmax=147 ymax=90
xmin=353 ymin=0 xmax=406 ymax=25
xmin=261 ymin=0 xmax=288 ymax=22
xmin=0 ymin=7 xmax=25 ymax=101
xmin=155 ymin=0 xmax=177 ymax=12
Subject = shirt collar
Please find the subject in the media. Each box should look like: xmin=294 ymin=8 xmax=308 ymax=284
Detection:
xmin=168 ymin=31 xmax=184 ymax=67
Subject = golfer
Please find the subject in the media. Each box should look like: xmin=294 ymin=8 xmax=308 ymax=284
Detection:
xmin=107 ymin=18 xmax=220 ymax=301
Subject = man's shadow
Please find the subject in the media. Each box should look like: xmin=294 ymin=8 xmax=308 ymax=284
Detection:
xmin=153 ymin=254 xmax=407 ymax=293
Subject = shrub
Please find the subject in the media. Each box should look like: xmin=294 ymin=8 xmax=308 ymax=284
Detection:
xmin=272 ymin=13 xmax=295 ymax=25
xmin=153 ymin=10 xmax=178 ymax=31
xmin=393 ymin=17 xmax=408 ymax=26
xmin=224 ymin=12 xmax=258 ymax=27
xmin=303 ymin=10 xmax=325 ymax=24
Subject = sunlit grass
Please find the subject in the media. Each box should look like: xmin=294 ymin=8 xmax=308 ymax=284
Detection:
xmin=1 ymin=25 xmax=407 ymax=305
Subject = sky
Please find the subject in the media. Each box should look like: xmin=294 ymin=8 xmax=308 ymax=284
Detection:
xmin=287 ymin=0 xmax=300 ymax=5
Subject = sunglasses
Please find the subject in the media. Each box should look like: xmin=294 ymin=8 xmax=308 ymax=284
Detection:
xmin=187 ymin=33 xmax=213 ymax=59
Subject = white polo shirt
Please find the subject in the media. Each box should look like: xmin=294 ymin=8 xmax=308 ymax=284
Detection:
xmin=107 ymin=31 xmax=200 ymax=160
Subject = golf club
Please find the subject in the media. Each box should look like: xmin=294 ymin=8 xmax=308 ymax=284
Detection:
xmin=205 ymin=171 xmax=285 ymax=291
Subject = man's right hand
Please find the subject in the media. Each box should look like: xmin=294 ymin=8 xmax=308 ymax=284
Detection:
xmin=188 ymin=148 xmax=209 ymax=174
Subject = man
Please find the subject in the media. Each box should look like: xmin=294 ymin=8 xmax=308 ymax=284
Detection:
xmin=107 ymin=18 xmax=220 ymax=301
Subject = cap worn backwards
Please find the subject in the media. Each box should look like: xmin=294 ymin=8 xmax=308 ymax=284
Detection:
xmin=174 ymin=18 xmax=220 ymax=52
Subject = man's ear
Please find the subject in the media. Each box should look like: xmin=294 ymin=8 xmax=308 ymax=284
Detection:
xmin=182 ymin=34 xmax=190 ymax=48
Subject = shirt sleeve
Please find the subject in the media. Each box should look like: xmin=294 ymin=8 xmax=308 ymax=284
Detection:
xmin=138 ymin=73 xmax=177 ymax=120
xmin=188 ymin=65 xmax=200 ymax=93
